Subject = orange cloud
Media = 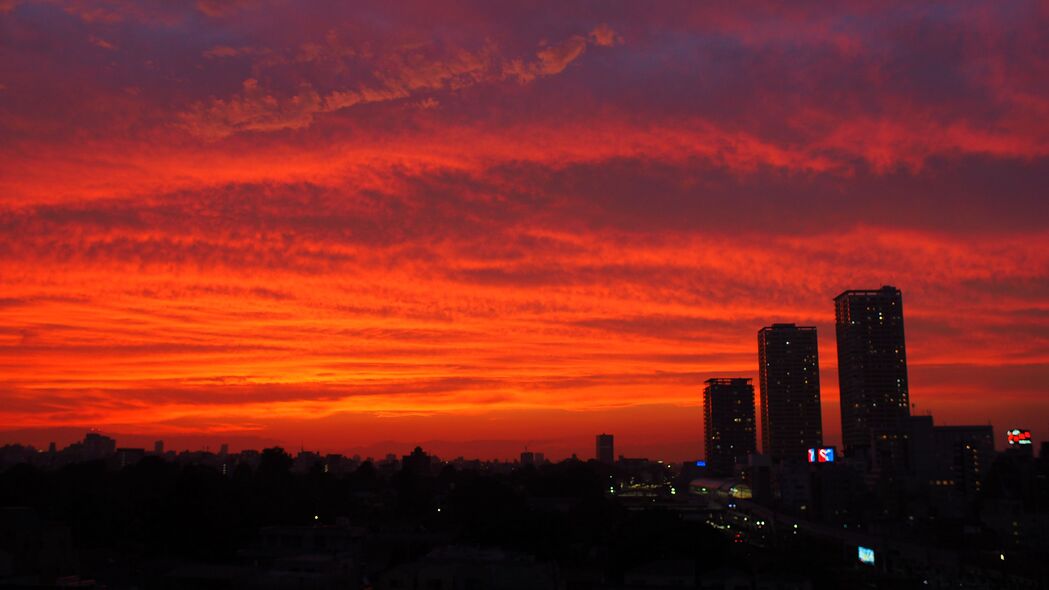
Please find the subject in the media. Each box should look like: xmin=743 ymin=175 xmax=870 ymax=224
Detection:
xmin=88 ymin=35 xmax=117 ymax=50
xmin=181 ymin=26 xmax=621 ymax=139
xmin=504 ymin=24 xmax=621 ymax=82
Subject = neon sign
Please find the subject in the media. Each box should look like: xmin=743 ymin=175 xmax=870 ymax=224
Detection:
xmin=1008 ymin=429 xmax=1031 ymax=445
xmin=807 ymin=447 xmax=835 ymax=463
xmin=1007 ymin=429 xmax=1032 ymax=446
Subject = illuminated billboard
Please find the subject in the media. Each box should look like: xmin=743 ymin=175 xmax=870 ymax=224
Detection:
xmin=807 ymin=447 xmax=836 ymax=463
xmin=1007 ymin=429 xmax=1032 ymax=446
xmin=857 ymin=546 xmax=875 ymax=566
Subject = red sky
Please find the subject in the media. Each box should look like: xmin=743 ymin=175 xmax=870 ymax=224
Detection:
xmin=1 ymin=1 xmax=1048 ymax=461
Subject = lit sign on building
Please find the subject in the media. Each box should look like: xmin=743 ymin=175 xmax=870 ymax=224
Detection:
xmin=1007 ymin=429 xmax=1032 ymax=446
xmin=695 ymin=460 xmax=707 ymax=467
xmin=807 ymin=447 xmax=835 ymax=463
xmin=858 ymin=546 xmax=875 ymax=566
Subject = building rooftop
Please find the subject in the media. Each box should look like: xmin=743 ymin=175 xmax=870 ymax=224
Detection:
xmin=705 ymin=377 xmax=752 ymax=385
xmin=834 ymin=285 xmax=900 ymax=300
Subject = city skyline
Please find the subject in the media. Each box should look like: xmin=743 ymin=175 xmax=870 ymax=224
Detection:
xmin=3 ymin=4 xmax=1048 ymax=588
xmin=0 ymin=283 xmax=1032 ymax=459
xmin=2 ymin=1 xmax=1047 ymax=461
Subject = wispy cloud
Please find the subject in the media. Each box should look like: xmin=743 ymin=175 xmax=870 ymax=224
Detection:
xmin=182 ymin=25 xmax=621 ymax=139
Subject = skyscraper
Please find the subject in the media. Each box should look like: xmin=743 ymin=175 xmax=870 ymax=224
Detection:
xmin=834 ymin=286 xmax=910 ymax=455
xmin=596 ymin=433 xmax=614 ymax=464
xmin=758 ymin=324 xmax=822 ymax=462
xmin=703 ymin=378 xmax=756 ymax=476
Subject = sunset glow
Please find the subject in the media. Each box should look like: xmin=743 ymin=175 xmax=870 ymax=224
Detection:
xmin=2 ymin=1 xmax=1048 ymax=459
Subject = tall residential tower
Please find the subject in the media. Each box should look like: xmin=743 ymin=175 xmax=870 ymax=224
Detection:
xmin=758 ymin=324 xmax=822 ymax=462
xmin=596 ymin=433 xmax=614 ymax=464
xmin=703 ymin=378 xmax=757 ymax=476
xmin=834 ymin=286 xmax=910 ymax=455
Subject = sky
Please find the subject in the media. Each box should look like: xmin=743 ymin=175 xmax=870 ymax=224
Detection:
xmin=1 ymin=0 xmax=1048 ymax=461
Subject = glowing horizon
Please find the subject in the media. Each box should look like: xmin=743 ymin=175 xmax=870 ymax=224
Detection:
xmin=2 ymin=1 xmax=1047 ymax=461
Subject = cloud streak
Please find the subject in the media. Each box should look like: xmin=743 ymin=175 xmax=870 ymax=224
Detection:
xmin=182 ymin=25 xmax=621 ymax=139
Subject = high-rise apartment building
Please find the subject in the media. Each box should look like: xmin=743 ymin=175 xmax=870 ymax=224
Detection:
xmin=758 ymin=324 xmax=822 ymax=462
xmin=703 ymin=378 xmax=757 ymax=475
xmin=596 ymin=434 xmax=614 ymax=464
xmin=835 ymin=286 xmax=910 ymax=454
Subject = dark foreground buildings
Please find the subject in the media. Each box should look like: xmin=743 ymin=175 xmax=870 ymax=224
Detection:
xmin=834 ymin=286 xmax=911 ymax=458
xmin=908 ymin=416 xmax=996 ymax=516
xmin=757 ymin=324 xmax=822 ymax=463
xmin=4 ymin=284 xmax=1049 ymax=588
xmin=703 ymin=378 xmax=757 ymax=476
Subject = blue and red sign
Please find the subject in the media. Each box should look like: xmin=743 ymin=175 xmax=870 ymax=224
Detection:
xmin=807 ymin=447 xmax=835 ymax=463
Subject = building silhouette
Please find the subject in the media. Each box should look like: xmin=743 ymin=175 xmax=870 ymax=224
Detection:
xmin=931 ymin=425 xmax=995 ymax=501
xmin=116 ymin=448 xmax=145 ymax=468
xmin=596 ymin=434 xmax=614 ymax=464
xmin=908 ymin=417 xmax=995 ymax=516
xmin=834 ymin=286 xmax=910 ymax=456
xmin=757 ymin=324 xmax=822 ymax=462
xmin=703 ymin=378 xmax=756 ymax=476
xmin=82 ymin=433 xmax=116 ymax=460
xmin=402 ymin=446 xmax=432 ymax=476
